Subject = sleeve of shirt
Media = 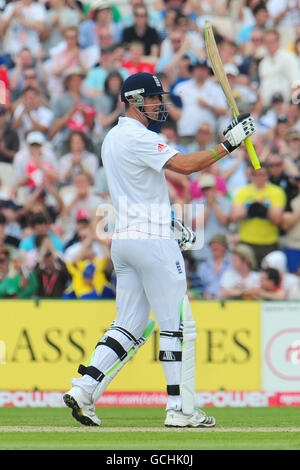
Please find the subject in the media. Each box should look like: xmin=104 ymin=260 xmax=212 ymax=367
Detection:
xmin=134 ymin=131 xmax=179 ymax=172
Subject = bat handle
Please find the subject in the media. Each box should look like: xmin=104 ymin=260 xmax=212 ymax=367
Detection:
xmin=244 ymin=136 xmax=261 ymax=170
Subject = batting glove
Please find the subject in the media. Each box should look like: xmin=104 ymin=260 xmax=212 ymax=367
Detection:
xmin=172 ymin=218 xmax=196 ymax=251
xmin=222 ymin=113 xmax=255 ymax=153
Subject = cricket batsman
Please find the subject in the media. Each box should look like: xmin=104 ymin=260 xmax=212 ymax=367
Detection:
xmin=63 ymin=72 xmax=255 ymax=427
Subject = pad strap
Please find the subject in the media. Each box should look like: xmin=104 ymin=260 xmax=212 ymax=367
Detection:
xmin=167 ymin=385 xmax=180 ymax=396
xmin=109 ymin=325 xmax=139 ymax=345
xmin=159 ymin=351 xmax=182 ymax=361
xmin=160 ymin=330 xmax=183 ymax=339
xmin=78 ymin=364 xmax=105 ymax=383
xmin=96 ymin=336 xmax=127 ymax=361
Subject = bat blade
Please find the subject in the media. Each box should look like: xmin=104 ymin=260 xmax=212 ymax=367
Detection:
xmin=204 ymin=21 xmax=261 ymax=170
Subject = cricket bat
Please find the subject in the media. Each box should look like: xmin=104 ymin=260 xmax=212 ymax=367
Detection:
xmin=204 ymin=21 xmax=261 ymax=170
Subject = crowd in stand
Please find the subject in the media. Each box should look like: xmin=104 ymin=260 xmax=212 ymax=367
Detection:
xmin=0 ymin=0 xmax=299 ymax=301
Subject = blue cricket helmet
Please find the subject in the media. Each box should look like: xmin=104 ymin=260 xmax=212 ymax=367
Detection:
xmin=120 ymin=73 xmax=169 ymax=127
xmin=120 ymin=72 xmax=169 ymax=103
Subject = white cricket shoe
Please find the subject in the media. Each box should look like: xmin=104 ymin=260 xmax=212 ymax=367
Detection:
xmin=165 ymin=408 xmax=216 ymax=428
xmin=63 ymin=386 xmax=101 ymax=426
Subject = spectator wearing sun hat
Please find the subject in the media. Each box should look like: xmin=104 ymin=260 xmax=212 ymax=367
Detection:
xmin=197 ymin=233 xmax=232 ymax=299
xmin=191 ymin=173 xmax=231 ymax=265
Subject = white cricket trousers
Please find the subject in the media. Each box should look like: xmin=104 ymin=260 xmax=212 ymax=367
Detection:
xmin=73 ymin=238 xmax=187 ymax=410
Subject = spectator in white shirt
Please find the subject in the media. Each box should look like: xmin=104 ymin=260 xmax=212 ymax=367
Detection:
xmin=12 ymin=86 xmax=54 ymax=143
xmin=172 ymin=60 xmax=228 ymax=144
xmin=0 ymin=0 xmax=46 ymax=56
xmin=258 ymin=28 xmax=300 ymax=107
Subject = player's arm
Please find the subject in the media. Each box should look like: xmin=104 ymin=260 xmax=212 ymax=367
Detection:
xmin=164 ymin=144 xmax=228 ymax=175
xmin=164 ymin=113 xmax=255 ymax=175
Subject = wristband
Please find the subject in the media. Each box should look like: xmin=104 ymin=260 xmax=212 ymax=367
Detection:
xmin=210 ymin=148 xmax=220 ymax=161
xmin=221 ymin=140 xmax=239 ymax=154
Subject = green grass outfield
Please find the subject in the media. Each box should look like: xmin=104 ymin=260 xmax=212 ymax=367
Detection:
xmin=0 ymin=406 xmax=300 ymax=451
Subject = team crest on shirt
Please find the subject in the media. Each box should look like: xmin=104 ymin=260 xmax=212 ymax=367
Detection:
xmin=158 ymin=143 xmax=167 ymax=152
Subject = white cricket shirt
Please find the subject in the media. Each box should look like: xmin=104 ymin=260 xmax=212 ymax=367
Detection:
xmin=101 ymin=117 xmax=179 ymax=239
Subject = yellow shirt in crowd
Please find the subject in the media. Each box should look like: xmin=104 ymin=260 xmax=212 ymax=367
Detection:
xmin=233 ymin=183 xmax=286 ymax=245
xmin=66 ymin=258 xmax=108 ymax=297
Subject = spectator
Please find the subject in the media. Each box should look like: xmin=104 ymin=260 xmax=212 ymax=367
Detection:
xmin=121 ymin=4 xmax=161 ymax=58
xmin=122 ymin=41 xmax=156 ymax=75
xmin=1 ymin=0 xmax=46 ymax=56
xmin=59 ymin=131 xmax=99 ymax=186
xmin=19 ymin=212 xmax=64 ymax=256
xmin=156 ymin=28 xmax=201 ymax=81
xmin=223 ymin=63 xmax=259 ymax=115
xmin=48 ymin=26 xmax=96 ymax=99
xmin=9 ymin=47 xmax=49 ymax=103
xmin=189 ymin=164 xmax=227 ymax=200
xmin=78 ymin=1 xmax=122 ymax=50
xmin=0 ymin=201 xmax=22 ymax=245
xmin=23 ymin=181 xmax=63 ymax=227
xmin=238 ymin=27 xmax=266 ymax=85
xmin=220 ymin=243 xmax=260 ymax=300
xmin=155 ymin=0 xmax=199 ymax=24
xmin=13 ymin=131 xmax=58 ymax=196
xmin=250 ymin=267 xmax=287 ymax=300
xmin=168 ymin=54 xmax=193 ymax=91
xmin=267 ymin=0 xmax=300 ymax=28
xmin=172 ymin=60 xmax=228 ymax=145
xmin=187 ymin=122 xmax=215 ymax=153
xmin=41 ymin=0 xmax=81 ymax=58
xmin=258 ymin=92 xmax=287 ymax=136
xmin=65 ymin=256 xmax=115 ymax=300
xmin=122 ymin=0 xmax=163 ymax=31
xmin=94 ymin=70 xmax=125 ymax=142
xmin=197 ymin=233 xmax=232 ymax=299
xmin=191 ymin=173 xmax=231 ymax=263
xmin=63 ymin=216 xmax=91 ymax=251
xmin=34 ymin=235 xmax=70 ymax=298
xmin=231 ymin=164 xmax=286 ymax=267
xmin=258 ymin=28 xmax=300 ymax=107
xmin=0 ymin=252 xmax=38 ymax=299
xmin=271 ymin=114 xmax=293 ymax=155
xmin=0 ymin=212 xmax=20 ymax=254
xmin=286 ymin=102 xmax=300 ymax=134
xmin=237 ymin=2 xmax=271 ymax=46
xmin=261 ymin=249 xmax=299 ymax=298
xmin=218 ymin=147 xmax=249 ymax=199
xmin=49 ymin=66 xmax=96 ymax=156
xmin=12 ymin=86 xmax=54 ymax=143
xmin=63 ymin=222 xmax=112 ymax=299
xmin=266 ymin=152 xmax=298 ymax=210
xmin=281 ymin=176 xmax=300 ymax=273
xmin=84 ymin=46 xmax=129 ymax=98
xmin=0 ymin=105 xmax=20 ymax=163
xmin=16 ymin=131 xmax=59 ymax=192
xmin=283 ymin=130 xmax=300 ymax=170
xmin=59 ymin=172 xmax=104 ymax=242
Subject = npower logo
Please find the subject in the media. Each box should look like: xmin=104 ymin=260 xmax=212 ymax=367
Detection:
xmin=265 ymin=329 xmax=300 ymax=381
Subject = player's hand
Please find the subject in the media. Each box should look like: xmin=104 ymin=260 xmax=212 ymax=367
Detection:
xmin=172 ymin=218 xmax=196 ymax=251
xmin=223 ymin=113 xmax=255 ymax=148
